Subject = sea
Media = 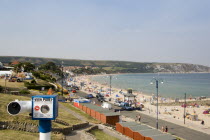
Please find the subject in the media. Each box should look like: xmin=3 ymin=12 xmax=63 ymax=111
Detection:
xmin=90 ymin=73 xmax=210 ymax=99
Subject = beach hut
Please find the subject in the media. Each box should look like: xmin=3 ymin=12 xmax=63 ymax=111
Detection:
xmin=80 ymin=103 xmax=120 ymax=125
xmin=116 ymin=122 xmax=151 ymax=139
xmin=123 ymin=93 xmax=136 ymax=102
xmin=116 ymin=122 xmax=176 ymax=140
xmin=145 ymin=134 xmax=177 ymax=140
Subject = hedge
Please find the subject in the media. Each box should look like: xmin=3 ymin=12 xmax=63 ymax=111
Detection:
xmin=26 ymin=85 xmax=54 ymax=90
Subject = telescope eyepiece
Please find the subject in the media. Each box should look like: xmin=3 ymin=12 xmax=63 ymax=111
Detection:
xmin=8 ymin=102 xmax=21 ymax=115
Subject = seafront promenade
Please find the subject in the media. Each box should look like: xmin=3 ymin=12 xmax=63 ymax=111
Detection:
xmin=77 ymin=88 xmax=210 ymax=140
xmin=121 ymin=111 xmax=210 ymax=140
xmin=73 ymin=75 xmax=210 ymax=140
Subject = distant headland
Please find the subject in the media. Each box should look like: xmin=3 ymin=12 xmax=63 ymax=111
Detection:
xmin=0 ymin=56 xmax=210 ymax=74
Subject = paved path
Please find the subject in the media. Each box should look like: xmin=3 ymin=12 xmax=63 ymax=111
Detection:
xmin=121 ymin=111 xmax=210 ymax=140
xmin=59 ymin=103 xmax=87 ymax=123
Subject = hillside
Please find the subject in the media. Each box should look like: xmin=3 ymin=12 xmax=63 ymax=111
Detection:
xmin=0 ymin=56 xmax=210 ymax=73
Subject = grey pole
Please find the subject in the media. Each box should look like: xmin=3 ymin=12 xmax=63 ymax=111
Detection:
xmin=61 ymin=62 xmax=64 ymax=96
xmin=156 ymin=80 xmax=159 ymax=129
xmin=5 ymin=75 xmax=7 ymax=94
xmin=110 ymin=75 xmax=112 ymax=95
xmin=184 ymin=93 xmax=186 ymax=124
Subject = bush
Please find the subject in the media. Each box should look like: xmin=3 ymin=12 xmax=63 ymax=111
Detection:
xmin=0 ymin=85 xmax=3 ymax=92
xmin=31 ymin=79 xmax=37 ymax=84
xmin=26 ymin=85 xmax=54 ymax=90
xmin=19 ymin=89 xmax=30 ymax=94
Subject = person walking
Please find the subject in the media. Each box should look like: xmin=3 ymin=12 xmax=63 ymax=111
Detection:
xmin=201 ymin=120 xmax=205 ymax=125
xmin=136 ymin=114 xmax=141 ymax=123
xmin=165 ymin=126 xmax=168 ymax=132
xmin=162 ymin=126 xmax=165 ymax=132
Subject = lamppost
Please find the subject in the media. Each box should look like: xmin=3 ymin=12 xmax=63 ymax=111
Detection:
xmin=5 ymin=73 xmax=7 ymax=94
xmin=150 ymin=77 xmax=163 ymax=129
xmin=109 ymin=75 xmax=112 ymax=95
xmin=184 ymin=93 xmax=187 ymax=124
xmin=61 ymin=61 xmax=64 ymax=96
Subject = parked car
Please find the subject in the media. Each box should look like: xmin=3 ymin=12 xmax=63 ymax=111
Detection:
xmin=114 ymin=101 xmax=122 ymax=106
xmin=101 ymin=102 xmax=112 ymax=109
xmin=96 ymin=94 xmax=104 ymax=99
xmin=85 ymin=94 xmax=94 ymax=99
xmin=97 ymin=97 xmax=106 ymax=102
xmin=120 ymin=102 xmax=133 ymax=111
xmin=72 ymin=89 xmax=77 ymax=93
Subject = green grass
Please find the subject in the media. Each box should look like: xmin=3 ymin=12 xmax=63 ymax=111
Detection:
xmin=0 ymin=93 xmax=82 ymax=139
xmin=56 ymin=104 xmax=82 ymax=125
xmin=0 ymin=79 xmax=25 ymax=90
xmin=0 ymin=130 xmax=64 ymax=140
xmin=36 ymin=79 xmax=51 ymax=86
xmin=61 ymin=102 xmax=100 ymax=124
xmin=0 ymin=94 xmax=36 ymax=123
xmin=0 ymin=130 xmax=39 ymax=140
xmin=90 ymin=129 xmax=119 ymax=140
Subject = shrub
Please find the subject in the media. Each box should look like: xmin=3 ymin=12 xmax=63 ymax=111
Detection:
xmin=0 ymin=85 xmax=3 ymax=92
xmin=26 ymin=85 xmax=54 ymax=90
xmin=19 ymin=89 xmax=30 ymax=94
xmin=31 ymin=79 xmax=37 ymax=84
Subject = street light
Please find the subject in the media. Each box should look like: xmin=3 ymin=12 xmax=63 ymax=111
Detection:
xmin=103 ymin=75 xmax=115 ymax=95
xmin=109 ymin=75 xmax=112 ymax=95
xmin=5 ymin=73 xmax=7 ymax=94
xmin=184 ymin=93 xmax=187 ymax=124
xmin=61 ymin=61 xmax=64 ymax=96
xmin=150 ymin=77 xmax=163 ymax=129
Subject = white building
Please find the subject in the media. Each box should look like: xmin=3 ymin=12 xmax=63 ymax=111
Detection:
xmin=0 ymin=70 xmax=13 ymax=76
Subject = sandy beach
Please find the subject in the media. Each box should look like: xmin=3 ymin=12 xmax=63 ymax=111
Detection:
xmin=72 ymin=74 xmax=210 ymax=135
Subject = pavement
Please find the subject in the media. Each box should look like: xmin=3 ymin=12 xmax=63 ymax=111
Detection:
xmin=121 ymin=111 xmax=210 ymax=140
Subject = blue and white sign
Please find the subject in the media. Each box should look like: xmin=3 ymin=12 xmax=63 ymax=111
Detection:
xmin=32 ymin=95 xmax=58 ymax=120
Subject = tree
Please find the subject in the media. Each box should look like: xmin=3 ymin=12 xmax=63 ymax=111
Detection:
xmin=14 ymin=62 xmax=35 ymax=73
xmin=23 ymin=62 xmax=35 ymax=72
xmin=39 ymin=62 xmax=62 ymax=75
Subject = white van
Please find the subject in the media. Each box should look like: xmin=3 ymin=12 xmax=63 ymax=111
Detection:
xmin=101 ymin=102 xmax=112 ymax=109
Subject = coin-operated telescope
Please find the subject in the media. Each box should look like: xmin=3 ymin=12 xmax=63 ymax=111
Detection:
xmin=7 ymin=95 xmax=58 ymax=140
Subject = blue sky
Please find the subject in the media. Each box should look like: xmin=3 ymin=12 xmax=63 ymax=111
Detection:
xmin=0 ymin=0 xmax=210 ymax=66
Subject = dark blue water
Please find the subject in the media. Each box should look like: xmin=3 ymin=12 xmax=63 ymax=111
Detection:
xmin=90 ymin=73 xmax=210 ymax=99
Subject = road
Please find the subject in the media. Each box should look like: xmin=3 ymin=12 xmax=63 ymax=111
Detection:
xmin=74 ymin=90 xmax=210 ymax=140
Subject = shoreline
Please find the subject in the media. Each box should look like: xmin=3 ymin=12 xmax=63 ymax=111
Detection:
xmin=75 ymin=74 xmax=210 ymax=103
xmin=88 ymin=73 xmax=210 ymax=99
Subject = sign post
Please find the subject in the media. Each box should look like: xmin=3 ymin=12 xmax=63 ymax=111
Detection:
xmin=32 ymin=95 xmax=58 ymax=140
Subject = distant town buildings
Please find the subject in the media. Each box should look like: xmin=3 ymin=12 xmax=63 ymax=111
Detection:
xmin=11 ymin=60 xmax=20 ymax=65
xmin=63 ymin=66 xmax=99 ymax=71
